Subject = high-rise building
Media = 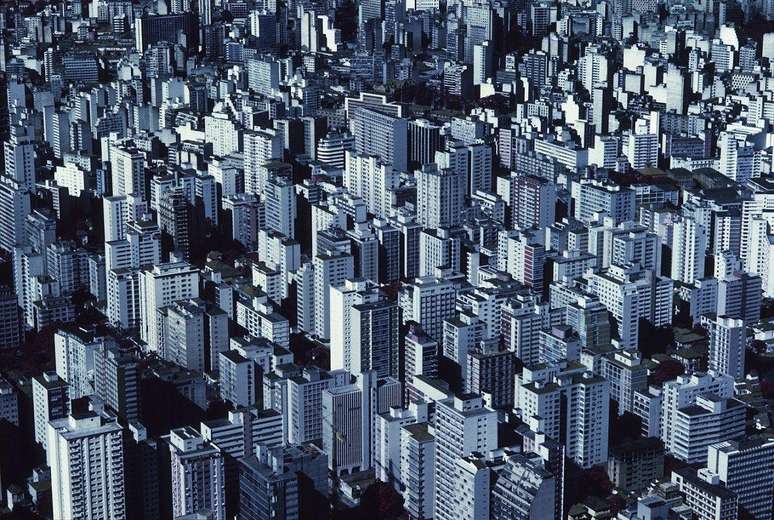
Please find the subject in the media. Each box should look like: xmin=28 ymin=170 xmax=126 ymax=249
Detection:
xmin=449 ymin=451 xmax=495 ymax=520
xmin=157 ymin=298 xmax=208 ymax=372
xmin=264 ymin=170 xmax=297 ymax=239
xmin=348 ymin=223 xmax=380 ymax=283
xmin=373 ymin=218 xmax=401 ymax=283
xmin=573 ymin=180 xmax=636 ymax=225
xmin=199 ymin=0 xmax=212 ymax=25
xmin=344 ymin=152 xmax=398 ymax=219
xmin=466 ymin=340 xmax=517 ymax=410
xmin=592 ymin=86 xmax=613 ymax=134
xmin=624 ymin=119 xmax=659 ymax=170
xmin=138 ymin=261 xmax=200 ymax=351
xmin=54 ymin=328 xmax=102 ymax=399
xmin=660 ymin=372 xmax=735 ymax=457
xmin=238 ymin=443 xmax=328 ymax=520
xmin=135 ymin=12 xmax=198 ymax=51
xmin=374 ymin=402 xmax=429 ymax=485
xmin=672 ymin=394 xmax=745 ymax=464
xmin=222 ymin=194 xmax=261 ymax=247
xmin=671 ymin=467 xmax=739 ymax=520
xmin=497 ymin=229 xmax=546 ymax=289
xmin=45 ymin=241 xmax=91 ymax=294
xmin=321 ymin=372 xmax=402 ymax=475
xmin=671 ymin=216 xmax=708 ymax=285
xmin=93 ymin=343 xmax=140 ymax=422
xmin=473 ymin=40 xmax=494 ymax=85
xmin=587 ymin=264 xmax=673 ymax=349
xmin=158 ymin=187 xmax=191 ymax=258
xmin=400 ymin=422 xmax=435 ymax=519
xmin=704 ymin=315 xmax=746 ymax=381
xmin=109 ymin=141 xmax=145 ymax=199
xmin=418 ymin=226 xmax=462 ymax=277
xmin=201 ymin=408 xmax=283 ymax=461
xmin=715 ymin=254 xmax=762 ymax=325
xmin=443 ymin=311 xmax=484 ymax=381
xmin=718 ymin=131 xmax=759 ymax=185
xmin=243 ymin=130 xmax=283 ymax=195
xmin=516 ymin=363 xmax=610 ymax=468
xmin=508 ymin=173 xmax=556 ymax=230
xmin=705 ymin=437 xmax=774 ymax=520
xmin=597 ymin=349 xmax=648 ymax=415
xmin=204 ymin=109 xmax=240 ymax=158
xmin=404 ymin=327 xmax=439 ymax=384
xmin=350 ymin=106 xmax=408 ymax=172
xmin=433 ymin=395 xmax=497 ymax=520
xmin=415 ymin=163 xmax=465 ymax=229
xmin=0 ymin=286 xmax=22 ymax=349
xmin=331 ymin=279 xmax=399 ymax=378
xmin=491 ymin=452 xmax=557 ymax=519
xmin=322 ymin=382 xmax=366 ymax=475
xmin=167 ymin=426 xmax=226 ymax=520
xmin=287 ymin=367 xmax=350 ymax=444
xmin=607 ymin=437 xmax=664 ymax=493
xmin=32 ymin=371 xmax=69 ymax=449
xmin=247 ymin=56 xmax=280 ymax=96
xmin=105 ymin=218 xmax=161 ymax=274
xmin=317 ymin=132 xmax=355 ymax=170
xmin=564 ymin=295 xmax=611 ymax=349
xmin=665 ymin=66 xmax=688 ymax=114
xmin=408 ymin=119 xmax=442 ymax=168
xmin=218 ymin=351 xmax=257 ymax=407
xmin=312 ymin=250 xmax=354 ymax=340
xmin=399 ymin=276 xmax=458 ymax=342
xmin=539 ymin=325 xmax=580 ymax=364
xmin=4 ymin=122 xmax=36 ymax=188
xmin=201 ymin=408 xmax=284 ymax=515
xmin=0 ymin=176 xmax=31 ymax=253
xmin=48 ymin=409 xmax=126 ymax=520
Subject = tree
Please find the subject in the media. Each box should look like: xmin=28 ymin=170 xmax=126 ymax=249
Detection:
xmin=356 ymin=481 xmax=408 ymax=520
xmin=649 ymin=359 xmax=684 ymax=386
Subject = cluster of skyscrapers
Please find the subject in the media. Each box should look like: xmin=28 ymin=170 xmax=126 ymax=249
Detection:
xmin=1 ymin=0 xmax=774 ymax=518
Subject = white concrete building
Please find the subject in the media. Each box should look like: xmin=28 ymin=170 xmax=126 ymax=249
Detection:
xmin=217 ymin=350 xmax=256 ymax=408
xmin=672 ymin=395 xmax=745 ymax=464
xmin=660 ymin=372 xmax=735 ymax=457
xmin=204 ymin=109 xmax=240 ymax=157
xmin=287 ymin=367 xmax=349 ymax=444
xmin=312 ymin=251 xmax=354 ymax=340
xmin=138 ymin=261 xmax=199 ymax=351
xmin=264 ymin=171 xmax=296 ymax=239
xmin=515 ymin=362 xmax=609 ymax=468
xmin=400 ymin=422 xmax=435 ymax=520
xmin=48 ymin=410 xmax=126 ymax=520
xmin=200 ymin=408 xmax=284 ymax=463
xmin=330 ymin=279 xmax=399 ymax=378
xmin=399 ymin=276 xmax=458 ymax=342
xmin=374 ymin=402 xmax=429 ymax=484
xmin=243 ymin=130 xmax=282 ymax=195
xmin=167 ymin=426 xmax=226 ymax=520
xmin=671 ymin=467 xmax=738 ymax=520
xmin=705 ymin=437 xmax=774 ymax=520
xmin=32 ymin=371 xmax=69 ymax=449
xmin=344 ymin=152 xmax=398 ymax=218
xmin=671 ymin=216 xmax=708 ymax=285
xmin=433 ymin=395 xmax=497 ymax=520
xmin=109 ymin=141 xmax=145 ymax=199
xmin=491 ymin=452 xmax=557 ymax=519
xmin=704 ymin=315 xmax=746 ymax=381
xmin=415 ymin=163 xmax=465 ymax=229
xmin=54 ymin=329 xmax=101 ymax=399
